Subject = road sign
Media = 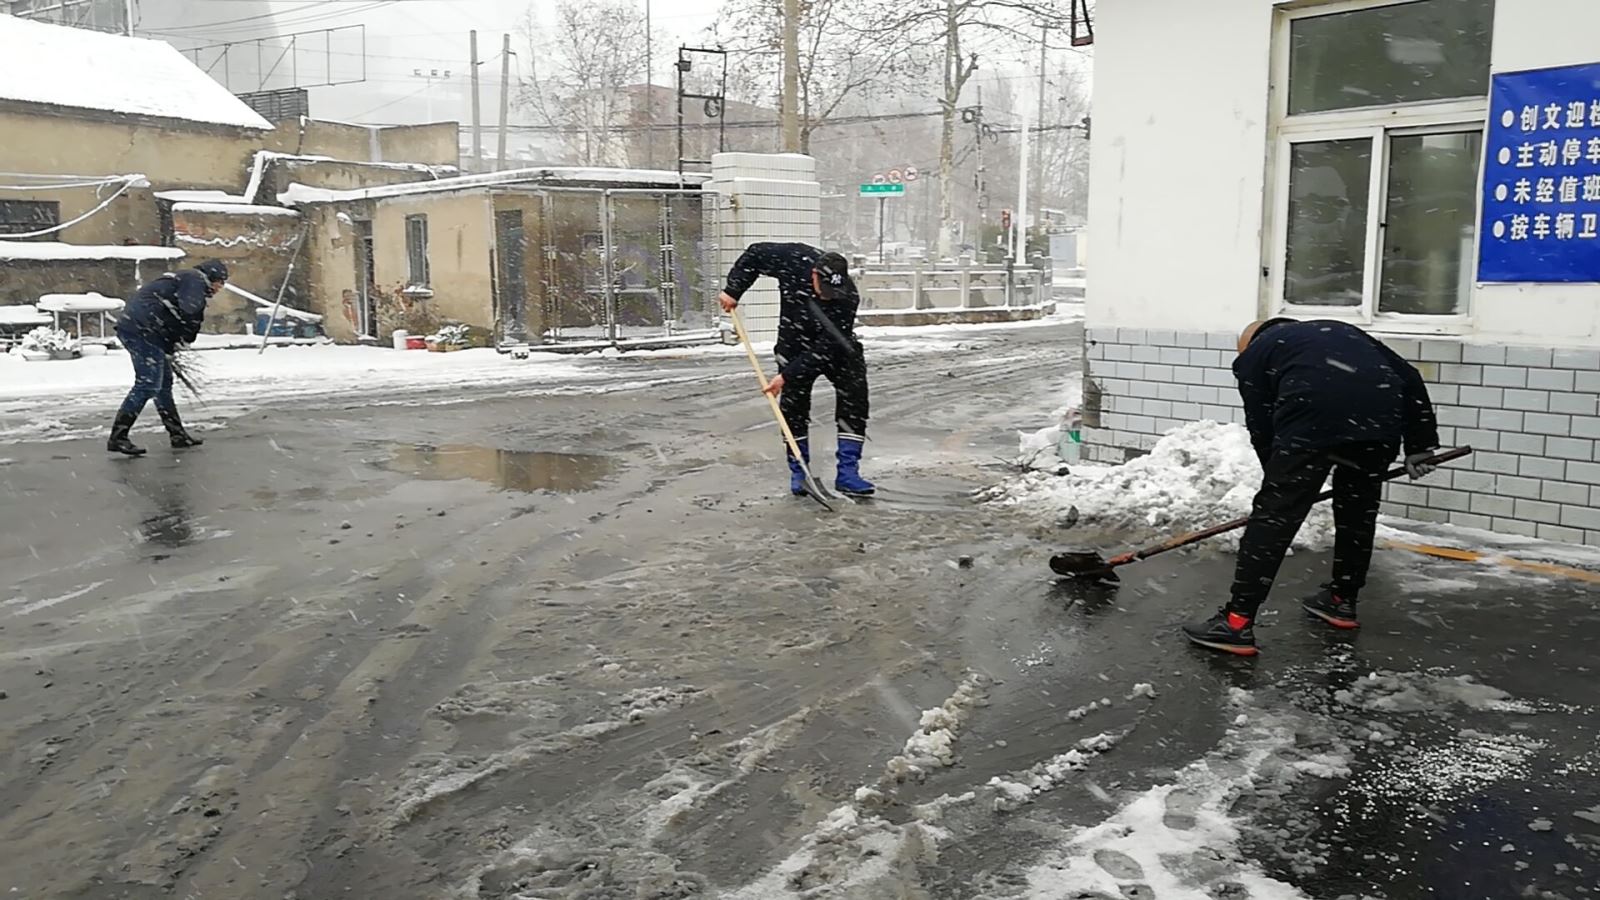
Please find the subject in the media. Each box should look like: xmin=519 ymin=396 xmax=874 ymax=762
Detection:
xmin=887 ymin=169 xmax=903 ymax=184
xmin=872 ymin=173 xmax=887 ymax=185
xmin=859 ymin=183 xmax=905 ymax=196
xmin=904 ymin=166 xmax=919 ymax=182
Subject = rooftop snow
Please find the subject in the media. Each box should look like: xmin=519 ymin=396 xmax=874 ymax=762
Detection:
xmin=154 ymin=190 xmax=249 ymax=204
xmin=174 ymin=202 xmax=299 ymax=217
xmin=0 ymin=17 xmax=273 ymax=131
xmin=277 ymin=166 xmax=710 ymax=205
xmin=0 ymin=305 xmax=52 ymax=326
xmin=0 ymin=242 xmax=185 ymax=262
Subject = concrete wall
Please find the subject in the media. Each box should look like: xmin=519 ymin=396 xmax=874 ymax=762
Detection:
xmin=171 ymin=207 xmax=305 ymax=333
xmin=261 ymin=120 xmax=461 ymax=169
xmin=0 ymin=259 xmax=148 ymax=306
xmin=1085 ymin=0 xmax=1271 ymax=333
xmin=1088 ymin=0 xmax=1600 ymax=345
xmin=371 ymin=191 xmax=494 ymax=331
xmin=0 ymin=107 xmax=264 ymax=245
xmin=708 ymin=153 xmax=822 ymax=345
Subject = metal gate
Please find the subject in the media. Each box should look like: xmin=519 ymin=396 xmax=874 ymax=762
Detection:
xmin=495 ymin=187 xmax=722 ymax=347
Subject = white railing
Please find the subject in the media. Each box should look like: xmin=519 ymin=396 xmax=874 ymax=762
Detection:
xmin=854 ymin=258 xmax=1052 ymax=312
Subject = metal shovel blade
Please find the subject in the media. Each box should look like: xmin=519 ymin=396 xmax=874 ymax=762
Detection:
xmin=1049 ymin=550 xmax=1121 ymax=582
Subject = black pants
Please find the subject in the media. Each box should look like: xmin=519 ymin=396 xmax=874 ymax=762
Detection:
xmin=1228 ymin=442 xmax=1398 ymax=618
xmin=778 ymin=354 xmax=869 ymax=442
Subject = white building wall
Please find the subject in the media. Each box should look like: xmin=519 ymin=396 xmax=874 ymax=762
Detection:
xmin=708 ymin=152 xmax=822 ymax=346
xmin=1085 ymin=0 xmax=1600 ymax=547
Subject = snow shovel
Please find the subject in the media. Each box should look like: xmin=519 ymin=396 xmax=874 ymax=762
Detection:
xmin=1049 ymin=446 xmax=1474 ymax=581
xmin=728 ymin=306 xmax=836 ymax=512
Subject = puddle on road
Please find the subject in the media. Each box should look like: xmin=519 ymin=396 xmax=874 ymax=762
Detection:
xmin=379 ymin=444 xmax=615 ymax=494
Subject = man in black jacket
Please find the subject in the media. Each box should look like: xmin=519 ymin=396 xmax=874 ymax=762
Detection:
xmin=1183 ymin=317 xmax=1440 ymax=656
xmin=107 ymin=260 xmax=228 ymax=456
xmin=718 ymin=242 xmax=874 ymax=496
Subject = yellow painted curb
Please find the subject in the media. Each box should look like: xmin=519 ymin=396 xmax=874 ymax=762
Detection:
xmin=1382 ymin=540 xmax=1600 ymax=585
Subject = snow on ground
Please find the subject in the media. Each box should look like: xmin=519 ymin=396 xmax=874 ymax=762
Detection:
xmin=986 ymin=420 xmax=1337 ymax=550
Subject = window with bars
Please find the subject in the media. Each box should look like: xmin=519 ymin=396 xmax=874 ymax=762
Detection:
xmin=1270 ymin=0 xmax=1495 ymax=322
xmin=0 ymin=200 xmax=61 ymax=240
xmin=405 ymin=214 xmax=430 ymax=289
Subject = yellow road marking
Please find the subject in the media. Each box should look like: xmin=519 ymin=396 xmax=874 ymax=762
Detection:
xmin=1382 ymin=540 xmax=1600 ymax=584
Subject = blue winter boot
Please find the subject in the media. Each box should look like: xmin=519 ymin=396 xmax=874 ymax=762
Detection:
xmin=835 ymin=434 xmax=875 ymax=496
xmin=787 ymin=437 xmax=811 ymax=496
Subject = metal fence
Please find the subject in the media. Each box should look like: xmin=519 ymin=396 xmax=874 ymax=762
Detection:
xmin=494 ymin=187 xmax=721 ymax=348
xmin=852 ymin=260 xmax=1053 ymax=312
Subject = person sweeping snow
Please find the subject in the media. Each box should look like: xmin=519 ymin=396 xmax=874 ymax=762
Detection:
xmin=718 ymin=242 xmax=874 ymax=497
xmin=1183 ymin=317 xmax=1440 ymax=656
xmin=106 ymin=260 xmax=227 ymax=456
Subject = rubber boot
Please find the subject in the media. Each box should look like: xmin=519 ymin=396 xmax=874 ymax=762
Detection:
xmin=835 ymin=434 xmax=875 ymax=496
xmin=107 ymin=412 xmax=146 ymax=457
xmin=159 ymin=406 xmax=203 ymax=449
xmin=787 ymin=437 xmax=811 ymax=496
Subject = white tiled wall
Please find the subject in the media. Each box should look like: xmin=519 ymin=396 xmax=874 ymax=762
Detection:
xmin=708 ymin=153 xmax=822 ymax=345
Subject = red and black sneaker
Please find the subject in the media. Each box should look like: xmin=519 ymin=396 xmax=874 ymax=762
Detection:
xmin=1181 ymin=609 xmax=1258 ymax=656
xmin=1302 ymin=586 xmax=1359 ymax=629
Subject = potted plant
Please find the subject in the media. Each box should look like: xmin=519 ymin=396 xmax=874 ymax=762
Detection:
xmin=427 ymin=323 xmax=472 ymax=353
xmin=20 ymin=326 xmax=81 ymax=361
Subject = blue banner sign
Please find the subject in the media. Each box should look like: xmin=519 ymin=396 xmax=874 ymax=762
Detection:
xmin=1479 ymin=62 xmax=1600 ymax=283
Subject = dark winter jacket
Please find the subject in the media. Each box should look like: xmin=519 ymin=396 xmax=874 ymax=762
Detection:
xmin=722 ymin=242 xmax=862 ymax=381
xmin=117 ymin=270 xmax=210 ymax=352
xmin=1233 ymin=319 xmax=1439 ymax=464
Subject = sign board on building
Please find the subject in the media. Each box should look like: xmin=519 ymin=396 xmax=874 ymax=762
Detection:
xmin=860 ymin=183 xmax=905 ymax=196
xmin=1479 ymin=62 xmax=1600 ymax=283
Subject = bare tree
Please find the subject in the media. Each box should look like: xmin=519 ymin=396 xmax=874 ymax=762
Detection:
xmin=711 ymin=0 xmax=927 ymax=154
xmin=518 ymin=0 xmax=649 ymax=166
xmin=861 ymin=0 xmax=1075 ymax=258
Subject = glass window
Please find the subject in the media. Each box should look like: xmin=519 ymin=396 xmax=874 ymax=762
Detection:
xmin=405 ymin=214 xmax=430 ymax=288
xmin=1289 ymin=0 xmax=1494 ymax=115
xmin=1285 ymin=138 xmax=1372 ymax=307
xmin=1379 ymin=130 xmax=1483 ymax=315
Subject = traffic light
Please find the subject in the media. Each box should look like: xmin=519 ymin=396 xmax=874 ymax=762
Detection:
xmin=1001 ymin=209 xmax=1012 ymax=231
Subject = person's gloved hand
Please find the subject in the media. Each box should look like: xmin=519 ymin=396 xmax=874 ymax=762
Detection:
xmin=1404 ymin=449 xmax=1440 ymax=480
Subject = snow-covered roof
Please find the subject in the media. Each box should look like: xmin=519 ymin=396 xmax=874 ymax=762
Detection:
xmin=38 ymin=293 xmax=125 ymax=314
xmin=0 ymin=241 xmax=185 ymax=261
xmin=277 ymin=166 xmax=710 ymax=205
xmin=0 ymin=305 xmax=52 ymax=326
xmin=154 ymin=190 xmax=248 ymax=204
xmin=174 ymin=202 xmax=298 ymax=217
xmin=0 ymin=17 xmax=273 ymax=131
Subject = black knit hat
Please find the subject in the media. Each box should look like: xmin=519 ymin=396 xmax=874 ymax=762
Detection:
xmin=195 ymin=259 xmax=229 ymax=283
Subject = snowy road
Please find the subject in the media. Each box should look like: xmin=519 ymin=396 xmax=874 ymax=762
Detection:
xmin=2 ymin=319 xmax=1598 ymax=899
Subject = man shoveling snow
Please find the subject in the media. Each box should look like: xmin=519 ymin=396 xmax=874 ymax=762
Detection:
xmin=1183 ymin=318 xmax=1441 ymax=656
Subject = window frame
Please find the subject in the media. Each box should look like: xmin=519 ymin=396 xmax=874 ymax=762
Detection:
xmin=1264 ymin=0 xmax=1493 ymax=332
xmin=404 ymin=214 xmax=431 ymax=291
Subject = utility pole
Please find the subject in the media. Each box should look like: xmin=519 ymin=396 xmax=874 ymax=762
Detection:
xmin=497 ymin=34 xmax=512 ymax=171
xmin=975 ymin=86 xmax=985 ymax=249
xmin=470 ymin=31 xmax=483 ymax=173
xmin=781 ymin=0 xmax=801 ymax=152
xmin=645 ymin=0 xmax=654 ymax=168
xmin=1015 ymin=82 xmax=1031 ymax=263
xmin=124 ymin=0 xmax=134 ymax=35
xmin=1033 ymin=24 xmax=1048 ymax=228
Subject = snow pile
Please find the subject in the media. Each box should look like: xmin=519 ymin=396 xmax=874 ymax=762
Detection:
xmin=985 ymin=420 xmax=1335 ymax=550
xmin=884 ymin=672 xmax=989 ymax=782
xmin=1333 ymin=670 xmax=1537 ymax=715
xmin=987 ymin=731 xmax=1125 ymax=812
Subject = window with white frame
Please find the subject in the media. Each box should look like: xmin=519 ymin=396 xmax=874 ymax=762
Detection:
xmin=1271 ymin=0 xmax=1494 ymax=321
